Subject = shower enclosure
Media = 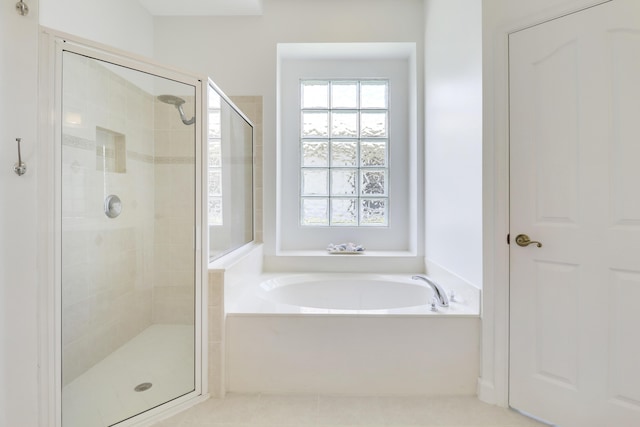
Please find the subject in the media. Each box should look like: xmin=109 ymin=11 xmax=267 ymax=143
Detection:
xmin=206 ymin=84 xmax=254 ymax=261
xmin=53 ymin=36 xmax=205 ymax=427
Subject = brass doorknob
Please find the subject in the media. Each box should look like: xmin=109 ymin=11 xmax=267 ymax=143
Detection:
xmin=515 ymin=234 xmax=542 ymax=248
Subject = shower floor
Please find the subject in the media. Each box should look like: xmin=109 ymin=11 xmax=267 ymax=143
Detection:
xmin=62 ymin=324 xmax=195 ymax=427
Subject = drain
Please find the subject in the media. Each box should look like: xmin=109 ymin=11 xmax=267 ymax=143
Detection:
xmin=134 ymin=382 xmax=152 ymax=392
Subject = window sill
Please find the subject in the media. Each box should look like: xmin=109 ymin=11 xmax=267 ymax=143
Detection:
xmin=275 ymin=250 xmax=417 ymax=257
xmin=265 ymin=250 xmax=423 ymax=274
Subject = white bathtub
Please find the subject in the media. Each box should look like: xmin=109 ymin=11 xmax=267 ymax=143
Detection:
xmin=225 ymin=273 xmax=481 ymax=395
xmin=229 ymin=273 xmax=479 ymax=315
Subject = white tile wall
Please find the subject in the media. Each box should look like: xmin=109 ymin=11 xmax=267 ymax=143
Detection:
xmin=61 ymin=55 xmax=157 ymax=384
xmin=153 ymin=95 xmax=196 ymax=325
xmin=208 ymin=270 xmax=225 ymax=398
xmin=61 ymin=55 xmax=197 ymax=385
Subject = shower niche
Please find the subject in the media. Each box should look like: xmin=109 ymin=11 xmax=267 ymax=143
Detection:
xmin=96 ymin=127 xmax=126 ymax=173
xmin=58 ymin=45 xmax=205 ymax=427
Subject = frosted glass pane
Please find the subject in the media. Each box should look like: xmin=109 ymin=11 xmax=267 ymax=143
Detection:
xmin=301 ymin=198 xmax=329 ymax=225
xmin=361 ymin=81 xmax=387 ymax=109
xmin=331 ymin=169 xmax=358 ymax=196
xmin=302 ymin=81 xmax=329 ymax=109
xmin=331 ymin=140 xmax=357 ymax=167
xmin=302 ymin=140 xmax=329 ymax=167
xmin=302 ymin=111 xmax=329 ymax=137
xmin=301 ymin=169 xmax=328 ymax=195
xmin=331 ymin=81 xmax=357 ymax=108
xmin=209 ymin=141 xmax=221 ymax=167
xmin=360 ymin=199 xmax=387 ymax=226
xmin=208 ymin=197 xmax=223 ymax=225
xmin=331 ymin=111 xmax=358 ymax=137
xmin=209 ymin=170 xmax=222 ymax=196
xmin=360 ymin=111 xmax=387 ymax=137
xmin=331 ymin=198 xmax=358 ymax=226
xmin=361 ymin=170 xmax=386 ymax=195
xmin=360 ymin=140 xmax=387 ymax=166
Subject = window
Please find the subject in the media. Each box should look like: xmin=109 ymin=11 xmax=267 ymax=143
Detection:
xmin=300 ymin=80 xmax=389 ymax=226
xmin=277 ymin=43 xmax=419 ymax=253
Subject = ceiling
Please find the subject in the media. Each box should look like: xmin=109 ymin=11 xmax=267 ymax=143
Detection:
xmin=137 ymin=0 xmax=263 ymax=16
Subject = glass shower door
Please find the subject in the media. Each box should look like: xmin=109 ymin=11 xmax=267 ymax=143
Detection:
xmin=60 ymin=50 xmax=198 ymax=426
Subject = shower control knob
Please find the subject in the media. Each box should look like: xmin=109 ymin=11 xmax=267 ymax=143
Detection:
xmin=104 ymin=194 xmax=122 ymax=218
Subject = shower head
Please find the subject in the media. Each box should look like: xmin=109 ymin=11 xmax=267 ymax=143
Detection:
xmin=157 ymin=94 xmax=185 ymax=106
xmin=157 ymin=94 xmax=195 ymax=125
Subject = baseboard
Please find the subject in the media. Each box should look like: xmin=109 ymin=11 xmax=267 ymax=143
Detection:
xmin=477 ymin=377 xmax=500 ymax=406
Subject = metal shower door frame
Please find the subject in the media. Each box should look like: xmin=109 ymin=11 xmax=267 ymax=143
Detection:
xmin=38 ymin=27 xmax=209 ymax=427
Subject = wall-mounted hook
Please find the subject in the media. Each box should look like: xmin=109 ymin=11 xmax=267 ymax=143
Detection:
xmin=16 ymin=0 xmax=29 ymax=16
xmin=14 ymin=138 xmax=27 ymax=176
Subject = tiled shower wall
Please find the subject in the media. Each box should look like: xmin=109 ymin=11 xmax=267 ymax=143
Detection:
xmin=61 ymin=55 xmax=196 ymax=385
xmin=152 ymin=97 xmax=196 ymax=324
xmin=61 ymin=55 xmax=156 ymax=385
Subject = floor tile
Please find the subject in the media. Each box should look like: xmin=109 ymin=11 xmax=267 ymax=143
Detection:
xmin=250 ymin=394 xmax=319 ymax=425
xmin=153 ymin=394 xmax=547 ymax=427
xmin=186 ymin=394 xmax=261 ymax=424
xmin=318 ymin=396 xmax=385 ymax=426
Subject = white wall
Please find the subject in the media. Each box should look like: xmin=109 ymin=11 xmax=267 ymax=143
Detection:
xmin=0 ymin=1 xmax=40 ymax=426
xmin=424 ymin=0 xmax=483 ymax=287
xmin=0 ymin=1 xmax=156 ymax=424
xmin=153 ymin=0 xmax=425 ymax=259
xmin=40 ymin=0 xmax=154 ymax=57
xmin=480 ymin=0 xmax=612 ymax=406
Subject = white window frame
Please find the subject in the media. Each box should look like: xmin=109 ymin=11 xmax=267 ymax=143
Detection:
xmin=277 ymin=43 xmax=419 ymax=253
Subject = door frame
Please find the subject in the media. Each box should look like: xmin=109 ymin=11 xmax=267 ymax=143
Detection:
xmin=480 ymin=0 xmax=612 ymax=408
xmin=37 ymin=27 xmax=210 ymax=427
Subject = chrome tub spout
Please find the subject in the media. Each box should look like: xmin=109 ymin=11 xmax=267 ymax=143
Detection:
xmin=411 ymin=275 xmax=449 ymax=308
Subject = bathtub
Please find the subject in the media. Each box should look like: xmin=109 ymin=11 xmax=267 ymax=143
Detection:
xmin=225 ymin=273 xmax=480 ymax=395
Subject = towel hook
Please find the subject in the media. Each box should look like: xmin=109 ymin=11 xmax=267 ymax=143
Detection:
xmin=14 ymin=138 xmax=27 ymax=176
xmin=16 ymin=0 xmax=29 ymax=16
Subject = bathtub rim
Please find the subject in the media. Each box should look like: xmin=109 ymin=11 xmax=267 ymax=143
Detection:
xmin=225 ymin=272 xmax=480 ymax=317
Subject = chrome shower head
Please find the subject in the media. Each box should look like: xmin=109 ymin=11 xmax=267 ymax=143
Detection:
xmin=157 ymin=94 xmax=186 ymax=107
xmin=157 ymin=94 xmax=195 ymax=125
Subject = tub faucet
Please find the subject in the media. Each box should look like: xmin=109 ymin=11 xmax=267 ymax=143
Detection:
xmin=412 ymin=275 xmax=449 ymax=308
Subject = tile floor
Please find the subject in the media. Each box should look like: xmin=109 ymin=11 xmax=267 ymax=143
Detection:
xmin=154 ymin=393 xmax=549 ymax=427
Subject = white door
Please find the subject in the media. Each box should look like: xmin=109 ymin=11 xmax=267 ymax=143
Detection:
xmin=509 ymin=1 xmax=640 ymax=426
